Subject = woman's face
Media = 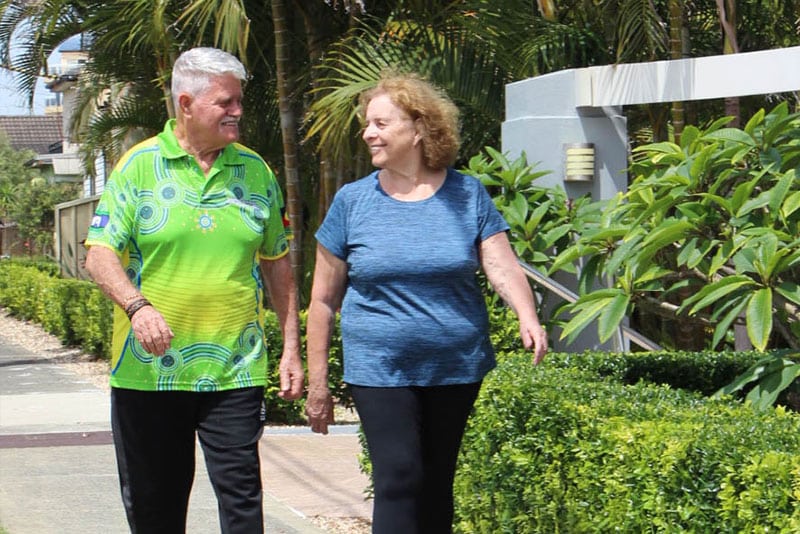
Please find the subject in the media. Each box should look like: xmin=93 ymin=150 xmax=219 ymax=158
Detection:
xmin=361 ymin=93 xmax=419 ymax=169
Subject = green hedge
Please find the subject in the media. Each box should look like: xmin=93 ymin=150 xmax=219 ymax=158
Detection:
xmin=0 ymin=260 xmax=348 ymax=424
xmin=0 ymin=260 xmax=113 ymax=356
xmin=454 ymin=352 xmax=800 ymax=533
xmin=544 ymin=349 xmax=763 ymax=396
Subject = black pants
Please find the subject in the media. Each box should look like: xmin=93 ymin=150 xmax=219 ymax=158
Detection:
xmin=350 ymin=382 xmax=482 ymax=534
xmin=110 ymin=386 xmax=265 ymax=534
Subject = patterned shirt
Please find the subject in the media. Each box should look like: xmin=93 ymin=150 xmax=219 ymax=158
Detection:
xmin=86 ymin=120 xmax=291 ymax=392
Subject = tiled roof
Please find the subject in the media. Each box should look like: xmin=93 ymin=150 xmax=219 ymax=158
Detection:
xmin=0 ymin=114 xmax=63 ymax=154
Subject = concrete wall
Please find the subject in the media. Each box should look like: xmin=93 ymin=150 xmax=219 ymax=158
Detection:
xmin=503 ymin=70 xmax=629 ymax=201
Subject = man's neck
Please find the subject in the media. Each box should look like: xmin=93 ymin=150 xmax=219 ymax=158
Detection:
xmin=173 ymin=123 xmax=222 ymax=176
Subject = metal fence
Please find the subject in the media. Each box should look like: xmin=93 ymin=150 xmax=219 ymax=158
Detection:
xmin=0 ymin=222 xmax=24 ymax=257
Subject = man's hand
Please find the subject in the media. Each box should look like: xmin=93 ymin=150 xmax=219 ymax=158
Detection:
xmin=130 ymin=305 xmax=174 ymax=356
xmin=278 ymin=353 xmax=304 ymax=400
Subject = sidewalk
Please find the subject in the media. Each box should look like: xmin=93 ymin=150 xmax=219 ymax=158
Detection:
xmin=0 ymin=333 xmax=371 ymax=533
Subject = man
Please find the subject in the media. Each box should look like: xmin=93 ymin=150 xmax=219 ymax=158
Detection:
xmin=84 ymin=47 xmax=303 ymax=533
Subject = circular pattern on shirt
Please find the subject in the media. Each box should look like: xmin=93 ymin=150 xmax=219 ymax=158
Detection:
xmin=155 ymin=181 xmax=184 ymax=207
xmin=228 ymin=351 xmax=249 ymax=373
xmin=128 ymin=335 xmax=154 ymax=364
xmin=230 ymin=181 xmax=249 ymax=201
xmin=137 ymin=198 xmax=168 ymax=234
xmin=238 ymin=323 xmax=263 ymax=354
xmin=196 ymin=211 xmax=217 ymax=233
xmin=239 ymin=203 xmax=265 ymax=233
xmin=153 ymin=348 xmax=183 ymax=375
xmin=194 ymin=377 xmax=220 ymax=392
xmin=125 ymin=254 xmax=143 ymax=283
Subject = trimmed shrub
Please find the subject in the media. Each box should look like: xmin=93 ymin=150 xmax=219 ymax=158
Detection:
xmin=454 ymin=352 xmax=800 ymax=532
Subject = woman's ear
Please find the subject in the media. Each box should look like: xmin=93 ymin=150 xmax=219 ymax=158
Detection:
xmin=413 ymin=119 xmax=423 ymax=146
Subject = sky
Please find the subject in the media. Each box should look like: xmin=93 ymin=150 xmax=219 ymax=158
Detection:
xmin=0 ymin=69 xmax=49 ymax=115
xmin=0 ymin=25 xmax=66 ymax=116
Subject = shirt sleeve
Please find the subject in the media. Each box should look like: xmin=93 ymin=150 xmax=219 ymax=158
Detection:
xmin=475 ymin=176 xmax=510 ymax=241
xmin=259 ymin=168 xmax=292 ymax=259
xmin=314 ymin=185 xmax=349 ymax=260
xmin=85 ymin=168 xmax=138 ymax=254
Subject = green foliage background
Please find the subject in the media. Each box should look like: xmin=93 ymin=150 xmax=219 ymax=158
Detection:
xmin=0 ymin=133 xmax=80 ymax=256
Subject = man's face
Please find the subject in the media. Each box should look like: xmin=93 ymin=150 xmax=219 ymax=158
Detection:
xmin=184 ymin=73 xmax=243 ymax=150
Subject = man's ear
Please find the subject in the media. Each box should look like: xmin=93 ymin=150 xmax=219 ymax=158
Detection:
xmin=178 ymin=93 xmax=193 ymax=116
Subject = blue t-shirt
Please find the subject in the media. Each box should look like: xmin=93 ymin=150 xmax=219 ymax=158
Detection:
xmin=315 ymin=168 xmax=510 ymax=387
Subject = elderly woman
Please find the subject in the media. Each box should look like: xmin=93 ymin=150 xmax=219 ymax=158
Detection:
xmin=305 ymin=72 xmax=547 ymax=533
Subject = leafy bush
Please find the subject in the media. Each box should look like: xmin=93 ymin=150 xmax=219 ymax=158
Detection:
xmin=542 ymin=349 xmax=763 ymax=396
xmin=0 ymin=260 xmax=348 ymax=423
xmin=0 ymin=260 xmax=114 ymax=356
xmin=454 ymin=351 xmax=800 ymax=532
xmin=466 ymin=104 xmax=800 ymax=410
xmin=550 ymin=103 xmax=800 ymax=352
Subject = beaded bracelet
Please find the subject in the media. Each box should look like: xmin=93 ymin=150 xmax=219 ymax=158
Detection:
xmin=125 ymin=297 xmax=152 ymax=320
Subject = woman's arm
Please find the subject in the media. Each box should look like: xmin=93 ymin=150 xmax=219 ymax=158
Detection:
xmin=480 ymin=232 xmax=548 ymax=364
xmin=305 ymin=244 xmax=348 ymax=434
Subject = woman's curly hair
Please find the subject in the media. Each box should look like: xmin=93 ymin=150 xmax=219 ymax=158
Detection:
xmin=358 ymin=71 xmax=461 ymax=170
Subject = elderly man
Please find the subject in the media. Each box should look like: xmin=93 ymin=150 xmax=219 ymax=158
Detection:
xmin=85 ymin=47 xmax=303 ymax=533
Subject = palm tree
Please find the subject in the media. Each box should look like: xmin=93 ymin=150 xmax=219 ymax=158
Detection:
xmin=270 ymin=0 xmax=304 ymax=291
xmin=304 ymin=1 xmax=516 ymax=212
xmin=5 ymin=0 xmax=797 ymax=297
xmin=0 ymin=0 xmax=85 ymax=107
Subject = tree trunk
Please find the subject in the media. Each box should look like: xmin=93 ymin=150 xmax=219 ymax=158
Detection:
xmin=716 ymin=0 xmax=740 ymax=127
xmin=668 ymin=0 xmax=685 ymax=145
xmin=297 ymin=1 xmax=337 ymax=222
xmin=271 ymin=0 xmax=304 ymax=293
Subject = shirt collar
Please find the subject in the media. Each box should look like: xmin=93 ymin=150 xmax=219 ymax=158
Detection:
xmin=156 ymin=119 xmax=238 ymax=165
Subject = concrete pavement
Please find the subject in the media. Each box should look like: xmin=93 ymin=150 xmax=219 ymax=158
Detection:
xmin=0 ymin=333 xmax=371 ymax=533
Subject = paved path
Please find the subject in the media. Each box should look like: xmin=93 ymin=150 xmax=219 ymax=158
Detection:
xmin=0 ymin=334 xmax=371 ymax=533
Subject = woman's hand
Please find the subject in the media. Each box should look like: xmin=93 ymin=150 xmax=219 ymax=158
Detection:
xmin=306 ymin=386 xmax=336 ymax=435
xmin=521 ymin=320 xmax=548 ymax=365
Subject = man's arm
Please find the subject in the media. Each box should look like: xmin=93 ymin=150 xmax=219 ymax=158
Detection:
xmin=85 ymin=245 xmax=173 ymax=356
xmin=259 ymin=254 xmax=303 ymax=400
xmin=84 ymin=245 xmax=141 ymax=308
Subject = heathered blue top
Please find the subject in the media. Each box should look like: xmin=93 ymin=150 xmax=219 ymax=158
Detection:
xmin=315 ymin=168 xmax=510 ymax=387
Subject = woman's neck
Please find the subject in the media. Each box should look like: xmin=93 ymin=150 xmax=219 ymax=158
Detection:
xmin=379 ymin=167 xmax=447 ymax=201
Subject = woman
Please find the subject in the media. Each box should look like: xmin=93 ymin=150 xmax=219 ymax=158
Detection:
xmin=305 ymin=73 xmax=547 ymax=533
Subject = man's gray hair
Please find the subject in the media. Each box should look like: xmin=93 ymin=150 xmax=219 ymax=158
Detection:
xmin=171 ymin=47 xmax=247 ymax=111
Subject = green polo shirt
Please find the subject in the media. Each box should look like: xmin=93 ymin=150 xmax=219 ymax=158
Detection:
xmin=86 ymin=120 xmax=292 ymax=392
